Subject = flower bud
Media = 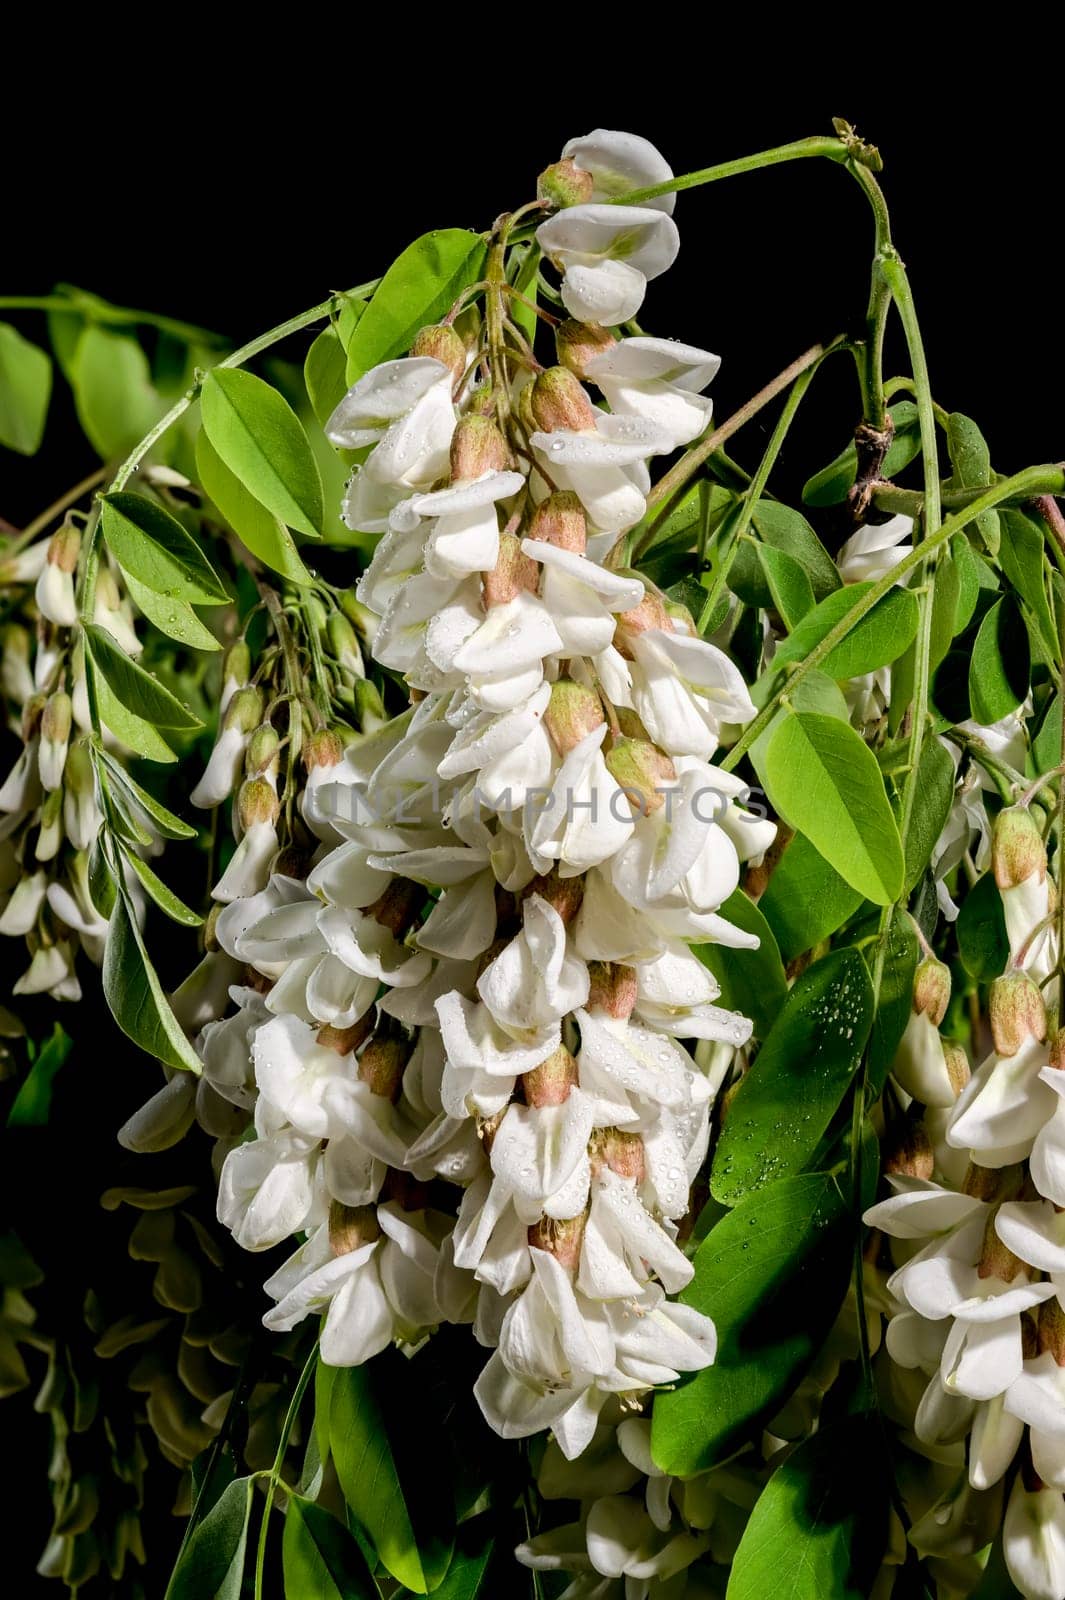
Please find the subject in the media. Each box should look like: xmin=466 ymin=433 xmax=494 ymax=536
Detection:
xmin=979 ymin=1205 xmax=1024 ymax=1283
xmin=482 ymin=532 xmax=539 ymax=608
xmin=523 ymin=1043 xmax=578 ymax=1108
xmin=0 ymin=539 xmax=48 ymax=584
xmin=328 ymin=611 xmax=363 ymax=680
xmin=994 ymin=806 xmax=1047 ymax=890
xmin=604 ymin=736 xmax=676 ymax=816
xmin=62 ymin=740 xmax=99 ymax=849
xmin=555 ymin=319 xmax=617 ymax=378
xmin=523 ymin=868 xmax=584 ymax=924
xmin=1 ymin=624 xmax=34 ymax=704
xmin=245 ymin=724 xmax=280 ymax=779
xmin=530 ymin=367 xmax=598 ymax=434
xmin=35 ymin=523 xmax=80 ymax=628
xmin=525 ymin=490 xmax=587 ymax=554
xmin=544 ymin=679 xmax=605 ymax=755
xmin=913 ymin=957 xmax=951 ymax=1025
xmin=528 ymin=1212 xmax=585 ymax=1270
xmin=989 ymin=971 xmax=1047 ymax=1056
xmin=328 ymin=1201 xmax=381 ymax=1257
xmin=0 ymin=870 xmax=47 ymax=936
xmin=227 ymin=686 xmax=264 ymax=735
xmin=943 ymin=1041 xmax=971 ymax=1097
xmin=600 ymin=1126 xmax=646 ymax=1182
xmin=236 ymin=777 xmax=280 ymax=831
xmin=1038 ymin=1298 xmax=1065 ymax=1365
xmin=220 ymin=639 xmax=251 ymax=714
xmin=410 ymin=322 xmax=467 ymax=383
xmin=365 ymin=877 xmax=423 ymax=936
xmin=358 ymin=1032 xmax=410 ymax=1101
xmin=537 ymin=157 xmax=595 ymax=210
xmin=963 ymin=1162 xmax=1022 ymax=1202
xmin=316 ymin=1013 xmax=375 ymax=1057
xmin=882 ymin=1112 xmax=935 ymax=1180
xmin=38 ymin=691 xmax=72 ymax=791
xmin=449 ymin=414 xmax=511 ymax=481
xmin=613 ymin=590 xmax=673 ymax=655
xmin=36 ymin=787 xmax=62 ymax=861
xmin=586 ymin=963 xmax=638 ymax=1023
xmin=303 ymin=728 xmax=344 ymax=772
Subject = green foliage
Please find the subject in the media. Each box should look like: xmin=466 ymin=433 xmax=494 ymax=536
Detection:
xmin=343 ymin=229 xmax=488 ymax=382
xmin=0 ymin=322 xmax=52 ymax=453
xmin=201 ymin=367 xmax=324 ymax=538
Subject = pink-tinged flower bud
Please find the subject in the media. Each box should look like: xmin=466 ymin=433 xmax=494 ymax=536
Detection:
xmin=35 ymin=523 xmax=81 ymax=628
xmin=328 ymin=1201 xmax=381 ymax=1257
xmin=1038 ymin=1299 xmax=1065 ymax=1365
xmin=943 ymin=1041 xmax=971 ymax=1097
xmin=410 ymin=323 xmax=467 ymax=383
xmin=450 ymin=414 xmax=511 ymax=482
xmin=537 ymin=158 xmax=595 ymax=210
xmin=38 ymin=691 xmax=72 ymax=792
xmin=316 ymin=1013 xmax=375 ymax=1057
xmin=604 ymin=736 xmax=676 ymax=816
xmin=365 ymin=877 xmax=423 ymax=936
xmin=382 ymin=1169 xmax=433 ymax=1212
xmin=586 ymin=961 xmax=638 ymax=1020
xmin=979 ymin=1205 xmax=1024 ymax=1283
xmin=555 ymin=319 xmax=617 ymax=377
xmin=303 ymin=728 xmax=344 ymax=772
xmin=523 ymin=868 xmax=584 ymax=924
xmin=530 ymin=366 xmax=598 ymax=433
xmin=273 ymin=844 xmax=311 ymax=880
xmin=882 ymin=1113 xmax=935 ymax=1180
xmin=236 ymin=777 xmax=280 ymax=831
xmin=523 ymin=1043 xmax=579 ymax=1108
xmin=993 ymin=806 xmax=1047 ymax=889
xmin=525 ymin=490 xmax=587 ymax=554
xmin=245 ymin=724 xmax=280 ymax=778
xmin=328 ymin=611 xmax=363 ymax=680
xmin=989 ymin=971 xmax=1047 ymax=1056
xmin=528 ymin=1212 xmax=586 ymax=1270
xmin=601 ymin=1127 xmax=646 ymax=1182
xmin=358 ymin=1026 xmax=411 ymax=1102
xmin=544 ymin=679 xmax=605 ymax=755
xmin=963 ymin=1161 xmax=1023 ymax=1202
xmin=482 ymin=533 xmax=539 ymax=608
xmin=913 ymin=957 xmax=951 ymax=1025
xmin=613 ymin=590 xmax=674 ymax=656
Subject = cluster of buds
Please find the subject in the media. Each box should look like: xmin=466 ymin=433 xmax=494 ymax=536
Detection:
xmin=0 ymin=520 xmax=146 ymax=1000
xmin=868 ymin=805 xmax=1065 ymax=1598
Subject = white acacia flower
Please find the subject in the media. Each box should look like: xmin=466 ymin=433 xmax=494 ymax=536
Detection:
xmin=330 ymin=357 xmax=457 ymax=534
xmin=531 ymin=415 xmax=672 ymax=535
xmin=197 ymin=988 xmax=270 ymax=1109
xmin=527 ymin=725 xmax=633 ymax=877
xmin=447 ymin=592 xmax=564 ymax=712
xmin=392 ymin=470 xmax=526 ymax=579
xmin=477 ymin=894 xmax=590 ymax=1037
xmin=35 ymin=559 xmax=77 ymax=627
xmin=562 ymin=129 xmax=677 ymax=213
xmin=584 ymin=337 xmax=720 ymax=450
xmin=609 ymin=630 xmax=757 ymax=758
xmin=0 ymin=869 xmax=47 ymax=936
xmin=212 ymin=819 xmax=278 ymax=903
xmin=520 ymin=538 xmax=644 ymax=655
xmin=536 ymin=205 xmax=680 ymax=327
xmin=837 ymin=514 xmax=914 ymax=583
xmin=437 ymin=683 xmax=555 ymax=808
xmin=217 ymin=1129 xmax=323 ymax=1250
xmin=14 ymin=939 xmax=80 ymax=1000
xmin=947 ymin=1037 xmax=1055 ymax=1165
xmin=1004 ymin=1478 xmax=1065 ymax=1600
xmin=117 ymin=1073 xmax=198 ymax=1153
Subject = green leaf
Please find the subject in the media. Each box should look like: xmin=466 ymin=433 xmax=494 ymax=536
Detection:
xmin=103 ymin=892 xmax=202 ymax=1074
xmin=305 ymin=325 xmax=350 ymax=430
xmin=88 ymin=835 xmax=118 ymax=917
xmin=91 ymin=665 xmax=177 ymax=763
xmin=752 ymin=501 xmax=841 ymax=600
xmin=282 ymin=1495 xmax=377 ymax=1600
xmin=760 ymin=834 xmax=864 ymax=964
xmin=651 ymin=1172 xmax=852 ymax=1475
xmin=863 ymin=906 xmax=920 ymax=1094
xmin=764 ymin=712 xmax=904 ymax=903
xmin=335 ymin=296 xmax=367 ymax=353
xmin=1033 ymin=695 xmax=1062 ymax=777
xmin=345 ymin=230 xmax=488 ymax=383
xmin=399 ymin=1516 xmax=496 ymax=1600
xmin=120 ymin=848 xmax=203 ymax=927
xmin=165 ymin=1474 xmax=253 ymax=1599
xmin=100 ymin=492 xmax=228 ymax=604
xmin=0 ymin=323 xmax=52 ymax=454
xmin=756 ymin=544 xmax=815 ymax=628
xmin=999 ymin=509 xmax=1057 ymax=661
xmin=697 ymin=890 xmax=787 ymax=1039
xmin=726 ymin=1415 xmax=887 ymax=1599
xmin=123 ymin=570 xmax=222 ymax=651
xmin=957 ymin=871 xmax=1010 ymax=981
xmin=711 ymin=949 xmax=873 ymax=1204
xmin=72 ymin=325 xmax=163 ymax=460
xmin=329 ymin=1352 xmax=454 ymax=1593
xmin=767 ymin=584 xmax=919 ymax=683
xmin=749 ymin=669 xmax=850 ymax=795
xmin=195 ymin=429 xmax=312 ymax=585
xmin=902 ymin=736 xmax=956 ymax=893
xmin=948 ymin=412 xmax=1000 ymax=556
xmin=802 ymin=401 xmax=921 ymax=507
xmin=201 ymin=368 xmax=323 ymax=539
xmin=969 ymin=596 xmax=1030 ymax=724
xmin=928 ymin=548 xmax=961 ymax=674
xmin=83 ymin=624 xmax=202 ymax=730
xmin=98 ymin=753 xmax=196 ymax=839
xmin=7 ymin=1024 xmax=72 ymax=1128
xmin=952 ymin=532 xmax=982 ymax=635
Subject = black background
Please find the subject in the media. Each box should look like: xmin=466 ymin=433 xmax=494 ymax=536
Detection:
xmin=5 ymin=85 xmax=1063 ymax=527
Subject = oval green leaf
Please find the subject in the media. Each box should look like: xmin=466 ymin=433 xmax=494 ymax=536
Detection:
xmin=282 ymin=1495 xmax=377 ymax=1600
xmin=103 ymin=892 xmax=202 ymax=1074
xmin=764 ymin=711 xmax=904 ymax=903
xmin=957 ymin=870 xmax=1009 ymax=981
xmin=98 ymin=753 xmax=196 ymax=840
xmin=345 ymin=229 xmax=488 ymax=383
xmin=697 ymin=890 xmax=787 ymax=1039
xmin=100 ymin=492 xmax=228 ymax=605
xmin=120 ymin=847 xmax=203 ymax=927
xmin=756 ymin=544 xmax=815 ymax=629
xmin=0 ymin=323 xmax=52 ymax=454
xmin=73 ymin=325 xmax=164 ymax=461
xmin=201 ymin=368 xmax=323 ymax=539
xmin=305 ymin=325 xmax=351 ymax=430
xmin=768 ymin=583 xmax=919 ymax=683
xmin=123 ymin=570 xmax=222 ymax=652
xmin=651 ymin=1172 xmax=852 ymax=1475
xmin=165 ymin=1475 xmax=253 ymax=1599
xmin=83 ymin=624 xmax=202 ymax=731
xmin=969 ymin=595 xmax=1030 ymax=724
xmin=711 ymin=948 xmax=873 ymax=1204
xmin=195 ymin=428 xmax=312 ymax=585
xmin=759 ymin=834 xmax=863 ymax=964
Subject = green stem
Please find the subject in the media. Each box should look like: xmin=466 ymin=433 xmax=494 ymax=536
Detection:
xmin=721 ymin=464 xmax=1065 ymax=773
xmin=253 ymin=1344 xmax=317 ymax=1600
xmin=614 ymin=135 xmax=850 ymax=207
xmin=696 ymin=356 xmax=828 ymax=631
xmin=0 ymin=294 xmax=225 ymax=347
